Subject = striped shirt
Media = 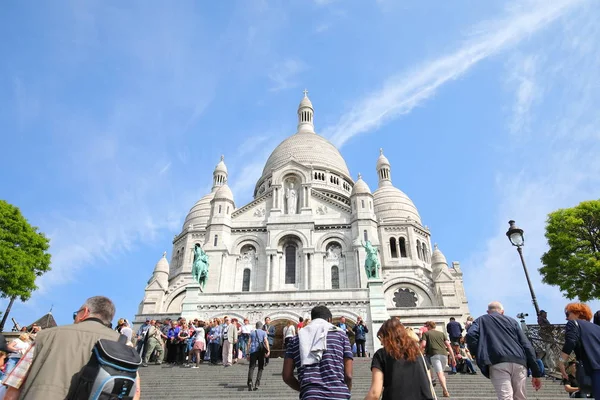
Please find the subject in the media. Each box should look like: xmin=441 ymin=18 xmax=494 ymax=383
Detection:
xmin=285 ymin=330 xmax=353 ymax=399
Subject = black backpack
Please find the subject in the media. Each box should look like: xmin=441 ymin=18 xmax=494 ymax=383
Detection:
xmin=67 ymin=335 xmax=142 ymax=400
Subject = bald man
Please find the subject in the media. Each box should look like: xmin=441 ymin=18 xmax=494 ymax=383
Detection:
xmin=466 ymin=301 xmax=542 ymax=400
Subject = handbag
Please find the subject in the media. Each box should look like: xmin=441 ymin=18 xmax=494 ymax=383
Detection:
xmin=420 ymin=353 xmax=438 ymax=400
xmin=573 ymin=321 xmax=593 ymax=393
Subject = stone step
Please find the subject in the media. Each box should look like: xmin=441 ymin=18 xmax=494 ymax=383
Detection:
xmin=139 ymin=358 xmax=569 ymax=399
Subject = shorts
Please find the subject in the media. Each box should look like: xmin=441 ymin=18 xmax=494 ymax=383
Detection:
xmin=430 ymin=354 xmax=448 ymax=373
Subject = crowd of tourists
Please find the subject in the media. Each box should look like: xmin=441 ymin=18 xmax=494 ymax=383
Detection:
xmin=0 ymin=298 xmax=599 ymax=399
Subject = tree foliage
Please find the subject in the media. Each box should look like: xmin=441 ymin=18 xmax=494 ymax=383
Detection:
xmin=540 ymin=199 xmax=600 ymax=301
xmin=0 ymin=200 xmax=51 ymax=301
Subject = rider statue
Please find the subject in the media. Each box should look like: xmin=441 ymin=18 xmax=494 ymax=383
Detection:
xmin=361 ymin=240 xmax=381 ymax=279
xmin=192 ymin=243 xmax=210 ymax=290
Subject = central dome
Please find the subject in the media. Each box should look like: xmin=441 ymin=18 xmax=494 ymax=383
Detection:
xmin=261 ymin=133 xmax=351 ymax=178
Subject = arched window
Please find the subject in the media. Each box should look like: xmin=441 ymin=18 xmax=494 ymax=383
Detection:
xmin=390 ymin=237 xmax=398 ymax=258
xmin=331 ymin=266 xmax=339 ymax=289
xmin=285 ymin=245 xmax=296 ymax=284
xmin=422 ymin=243 xmax=428 ymax=262
xmin=214 ymin=235 xmax=218 ymax=246
xmin=242 ymin=269 xmax=251 ymax=292
xmin=399 ymin=237 xmax=407 ymax=258
xmin=175 ymin=250 xmax=180 ymax=268
xmin=416 ymin=240 xmax=422 ymax=260
xmin=218 ymin=205 xmax=222 ymax=214
xmin=361 ymin=199 xmax=365 ymax=208
xmin=363 ymin=230 xmax=368 ymax=242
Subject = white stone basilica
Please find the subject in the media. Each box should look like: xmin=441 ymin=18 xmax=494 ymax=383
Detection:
xmin=136 ymin=92 xmax=470 ymax=352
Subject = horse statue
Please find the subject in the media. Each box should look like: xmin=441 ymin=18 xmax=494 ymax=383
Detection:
xmin=362 ymin=240 xmax=381 ymax=279
xmin=192 ymin=243 xmax=210 ymax=290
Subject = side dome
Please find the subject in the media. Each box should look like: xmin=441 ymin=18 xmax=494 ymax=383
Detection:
xmin=431 ymin=244 xmax=448 ymax=265
xmin=214 ymin=184 xmax=234 ymax=202
xmin=153 ymin=252 xmax=169 ymax=274
xmin=182 ymin=192 xmax=215 ymax=230
xmin=373 ymin=186 xmax=421 ymax=224
xmin=351 ymin=174 xmax=371 ymax=196
xmin=261 ymin=134 xmax=351 ymax=179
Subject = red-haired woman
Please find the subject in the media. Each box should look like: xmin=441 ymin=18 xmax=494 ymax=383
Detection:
xmin=364 ymin=318 xmax=435 ymax=400
xmin=560 ymin=302 xmax=600 ymax=399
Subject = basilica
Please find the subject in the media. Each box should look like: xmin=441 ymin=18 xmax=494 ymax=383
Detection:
xmin=136 ymin=92 xmax=470 ymax=352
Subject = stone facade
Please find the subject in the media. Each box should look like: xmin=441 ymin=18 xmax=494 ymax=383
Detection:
xmin=136 ymin=92 xmax=470 ymax=353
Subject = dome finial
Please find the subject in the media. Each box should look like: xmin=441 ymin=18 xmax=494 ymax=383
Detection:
xmin=434 ymin=243 xmax=438 ymax=250
xmin=297 ymin=90 xmax=315 ymax=134
xmin=162 ymin=251 xmax=167 ymax=258
xmin=357 ymin=172 xmax=362 ymax=180
xmin=212 ymin=155 xmax=228 ymax=191
xmin=376 ymin=148 xmax=392 ymax=187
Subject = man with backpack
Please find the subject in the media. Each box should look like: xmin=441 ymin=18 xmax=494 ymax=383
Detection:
xmin=9 ymin=296 xmax=141 ymax=400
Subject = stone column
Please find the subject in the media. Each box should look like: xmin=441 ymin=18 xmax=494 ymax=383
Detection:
xmin=266 ymin=254 xmax=272 ymax=291
xmin=304 ymin=253 xmax=309 ymax=290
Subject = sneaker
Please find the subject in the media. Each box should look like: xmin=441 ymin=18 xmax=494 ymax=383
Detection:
xmin=141 ymin=363 xmax=148 ymax=367
xmin=192 ymin=366 xmax=199 ymax=369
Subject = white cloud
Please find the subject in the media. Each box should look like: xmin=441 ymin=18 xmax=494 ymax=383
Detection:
xmin=507 ymin=54 xmax=539 ymax=135
xmin=324 ymin=0 xmax=584 ymax=147
xmin=466 ymin=2 xmax=600 ymax=322
xmin=268 ymin=59 xmax=308 ymax=92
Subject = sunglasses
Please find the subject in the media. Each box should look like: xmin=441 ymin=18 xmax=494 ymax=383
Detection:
xmin=72 ymin=308 xmax=84 ymax=321
xmin=565 ymin=311 xmax=571 ymax=317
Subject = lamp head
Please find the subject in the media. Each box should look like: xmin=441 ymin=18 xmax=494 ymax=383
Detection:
xmin=506 ymin=220 xmax=524 ymax=247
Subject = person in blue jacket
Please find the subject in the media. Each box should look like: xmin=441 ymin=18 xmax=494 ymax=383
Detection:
xmin=466 ymin=301 xmax=542 ymax=400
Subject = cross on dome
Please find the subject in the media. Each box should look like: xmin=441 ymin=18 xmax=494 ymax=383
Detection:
xmin=303 ymin=88 xmax=309 ymax=97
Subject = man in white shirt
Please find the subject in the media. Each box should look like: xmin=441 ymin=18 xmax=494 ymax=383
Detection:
xmin=240 ymin=318 xmax=254 ymax=358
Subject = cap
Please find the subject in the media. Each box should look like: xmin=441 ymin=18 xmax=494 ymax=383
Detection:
xmin=539 ymin=310 xmax=547 ymax=314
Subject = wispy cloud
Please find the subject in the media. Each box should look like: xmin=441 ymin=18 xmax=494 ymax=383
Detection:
xmin=315 ymin=23 xmax=331 ymax=34
xmin=466 ymin=1 xmax=600 ymax=321
xmin=159 ymin=162 xmax=171 ymax=175
xmin=324 ymin=0 xmax=584 ymax=147
xmin=507 ymin=54 xmax=539 ymax=135
xmin=268 ymin=59 xmax=308 ymax=92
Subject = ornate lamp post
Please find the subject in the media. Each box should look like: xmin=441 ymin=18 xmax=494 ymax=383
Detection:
xmin=506 ymin=220 xmax=540 ymax=316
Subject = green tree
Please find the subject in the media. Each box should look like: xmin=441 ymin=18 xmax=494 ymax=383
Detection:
xmin=540 ymin=199 xmax=600 ymax=301
xmin=0 ymin=200 xmax=51 ymax=330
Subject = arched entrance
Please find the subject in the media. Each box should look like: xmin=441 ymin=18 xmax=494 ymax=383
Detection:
xmin=332 ymin=317 xmax=357 ymax=348
xmin=268 ymin=318 xmax=296 ymax=358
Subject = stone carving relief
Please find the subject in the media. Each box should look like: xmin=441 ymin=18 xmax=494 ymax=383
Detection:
xmin=415 ymin=268 xmax=433 ymax=286
xmin=240 ymin=245 xmax=257 ymax=269
xmin=326 ymin=243 xmax=342 ymax=260
xmin=316 ymin=205 xmax=329 ymax=215
xmin=247 ymin=311 xmax=263 ymax=323
xmin=285 ymin=178 xmax=298 ymax=214
xmin=253 ymin=208 xmax=266 ymax=217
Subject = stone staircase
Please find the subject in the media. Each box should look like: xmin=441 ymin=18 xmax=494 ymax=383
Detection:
xmin=139 ymin=357 xmax=569 ymax=399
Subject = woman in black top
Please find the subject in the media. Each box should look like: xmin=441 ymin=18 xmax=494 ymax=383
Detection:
xmin=364 ymin=318 xmax=435 ymax=400
xmin=560 ymin=303 xmax=600 ymax=399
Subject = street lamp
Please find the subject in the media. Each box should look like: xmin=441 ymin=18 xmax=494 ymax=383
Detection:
xmin=506 ymin=220 xmax=540 ymax=316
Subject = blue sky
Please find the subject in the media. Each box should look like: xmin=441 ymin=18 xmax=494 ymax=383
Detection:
xmin=1 ymin=0 xmax=599 ymax=328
